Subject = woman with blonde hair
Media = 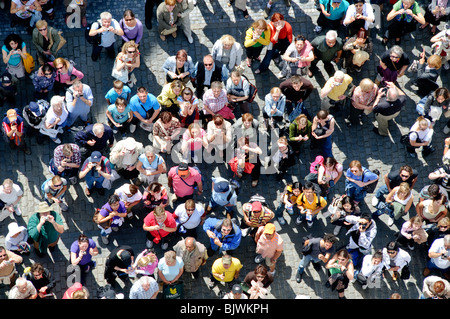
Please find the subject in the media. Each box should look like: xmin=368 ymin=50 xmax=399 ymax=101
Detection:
xmin=157 ymin=80 xmax=185 ymax=117
xmin=405 ymin=116 xmax=434 ymax=158
xmin=211 ymin=34 xmax=243 ymax=73
xmin=381 ymin=182 xmax=414 ymax=227
xmin=49 ymin=57 xmax=84 ymax=94
xmin=112 ymin=40 xmax=140 ymax=87
xmin=347 ymin=78 xmax=378 ymax=126
xmin=32 ymin=19 xmax=66 ymax=65
xmin=157 ymin=250 xmax=184 ymax=285
xmin=181 ymin=122 xmax=208 ymax=163
xmin=244 ymin=19 xmax=271 ymax=68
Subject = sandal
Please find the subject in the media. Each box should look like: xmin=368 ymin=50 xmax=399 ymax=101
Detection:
xmin=246 ymin=58 xmax=252 ymax=67
xmin=251 ymin=180 xmax=258 ymax=187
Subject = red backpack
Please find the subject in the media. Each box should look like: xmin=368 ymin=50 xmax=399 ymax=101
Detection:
xmin=309 ymin=155 xmax=324 ymax=174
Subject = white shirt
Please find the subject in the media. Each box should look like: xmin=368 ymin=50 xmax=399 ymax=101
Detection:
xmin=0 ymin=184 xmax=23 ymax=205
xmin=91 ymin=19 xmax=120 ymax=47
xmin=115 ymin=184 xmax=143 ymax=203
xmin=173 ymin=203 xmax=204 ymax=230
xmin=429 ymin=238 xmax=450 ymax=269
xmin=382 ymin=247 xmax=411 ymax=270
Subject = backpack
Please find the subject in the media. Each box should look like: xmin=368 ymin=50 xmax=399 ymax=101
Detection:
xmin=85 ymin=20 xmax=102 ymax=45
xmin=362 ymin=168 xmax=380 ymax=194
xmin=309 ymin=155 xmax=324 ymax=174
xmin=23 ymin=100 xmax=49 ymax=127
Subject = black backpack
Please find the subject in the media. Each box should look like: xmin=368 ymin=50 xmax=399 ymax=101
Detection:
xmin=85 ymin=20 xmax=102 ymax=45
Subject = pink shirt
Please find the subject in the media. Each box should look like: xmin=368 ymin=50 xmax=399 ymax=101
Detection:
xmin=168 ymin=166 xmax=202 ymax=198
xmin=182 ymin=129 xmax=206 ymax=151
xmin=255 ymin=227 xmax=284 ymax=258
xmin=49 ymin=62 xmax=84 ymax=84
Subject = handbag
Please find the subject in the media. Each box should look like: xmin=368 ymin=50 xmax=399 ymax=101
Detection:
xmin=242 ymin=75 xmax=258 ymax=103
xmin=111 ymin=59 xmax=129 ymax=83
xmin=39 ymin=126 xmax=59 ymax=139
xmin=362 ymin=169 xmax=380 ymax=193
xmin=93 ymin=207 xmax=113 ymax=229
xmin=22 ymin=52 xmax=35 ymax=74
xmin=162 ymin=281 xmax=184 ymax=299
xmin=288 ymin=101 xmax=305 ymax=122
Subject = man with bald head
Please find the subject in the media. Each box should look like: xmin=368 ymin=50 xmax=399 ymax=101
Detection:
xmin=193 ymin=54 xmax=224 ymax=99
xmin=173 ymin=236 xmax=208 ymax=279
xmin=372 ymin=81 xmax=406 ymax=137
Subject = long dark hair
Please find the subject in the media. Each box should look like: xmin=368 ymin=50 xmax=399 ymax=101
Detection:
xmin=4 ymin=34 xmax=23 ymax=51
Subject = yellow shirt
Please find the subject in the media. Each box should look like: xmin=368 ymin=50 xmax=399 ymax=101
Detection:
xmin=296 ymin=193 xmax=327 ymax=215
xmin=323 ymin=74 xmax=353 ymax=101
xmin=211 ymin=257 xmax=243 ymax=282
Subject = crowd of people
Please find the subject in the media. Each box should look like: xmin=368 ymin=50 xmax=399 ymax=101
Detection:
xmin=0 ymin=0 xmax=449 ymax=300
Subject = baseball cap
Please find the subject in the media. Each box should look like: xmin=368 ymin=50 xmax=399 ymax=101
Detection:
xmin=2 ymin=74 xmax=12 ymax=84
xmin=251 ymin=201 xmax=262 ymax=212
xmin=29 ymin=102 xmax=42 ymax=117
xmin=177 ymin=162 xmax=189 ymax=176
xmin=332 ymin=0 xmax=342 ymax=3
xmin=90 ymin=151 xmax=102 ymax=162
xmin=214 ymin=181 xmax=229 ymax=193
xmin=232 ymin=284 xmax=243 ymax=294
xmin=264 ymin=223 xmax=276 ymax=234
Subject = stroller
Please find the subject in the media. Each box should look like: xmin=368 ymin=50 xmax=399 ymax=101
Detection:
xmin=22 ymin=100 xmax=51 ymax=144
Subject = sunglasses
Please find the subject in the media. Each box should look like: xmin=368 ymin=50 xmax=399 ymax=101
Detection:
xmin=44 ymin=72 xmax=52 ymax=76
xmin=39 ymin=27 xmax=47 ymax=32
xmin=204 ymin=63 xmax=213 ymax=66
xmin=127 ymin=50 xmax=136 ymax=54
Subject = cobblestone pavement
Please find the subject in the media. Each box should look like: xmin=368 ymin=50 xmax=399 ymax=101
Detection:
xmin=0 ymin=0 xmax=448 ymax=300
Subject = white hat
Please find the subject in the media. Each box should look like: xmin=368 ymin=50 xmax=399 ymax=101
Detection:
xmin=7 ymin=222 xmax=24 ymax=237
xmin=124 ymin=137 xmax=137 ymax=150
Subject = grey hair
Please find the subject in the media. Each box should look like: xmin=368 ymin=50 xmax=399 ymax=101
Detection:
xmin=50 ymin=95 xmax=65 ymax=109
xmin=92 ymin=123 xmax=105 ymax=135
xmin=390 ymin=45 xmax=403 ymax=57
xmin=325 ymin=30 xmax=338 ymax=41
xmin=100 ymin=11 xmax=112 ymax=21
xmin=144 ymin=145 xmax=156 ymax=156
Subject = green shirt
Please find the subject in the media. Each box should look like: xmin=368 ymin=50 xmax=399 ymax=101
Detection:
xmin=311 ymin=35 xmax=343 ymax=62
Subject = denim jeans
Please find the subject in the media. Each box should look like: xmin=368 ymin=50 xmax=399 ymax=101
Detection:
xmin=209 ymin=196 xmax=234 ymax=212
xmin=297 ymin=254 xmax=321 ymax=274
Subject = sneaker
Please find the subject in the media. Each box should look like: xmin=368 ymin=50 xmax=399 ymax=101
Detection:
xmin=371 ymin=196 xmax=380 ymax=207
xmin=314 ymin=26 xmax=322 ymax=33
xmin=295 ymin=271 xmax=303 ymax=283
xmin=307 ymin=221 xmax=313 ymax=228
xmin=14 ymin=206 xmax=22 ymax=216
xmin=59 ymin=202 xmax=69 ymax=212
xmin=101 ymin=236 xmax=109 ymax=245
xmin=444 ymin=126 xmax=450 ymax=134
xmin=444 ymin=62 xmax=450 ymax=70
xmin=408 ymin=243 xmax=415 ymax=251
xmin=130 ymin=124 xmax=136 ymax=133
xmin=333 ymin=225 xmax=342 ymax=236
xmin=112 ymin=128 xmax=118 ymax=134
xmin=161 ymin=242 xmax=169 ymax=250
xmin=277 ymin=216 xmax=286 ymax=225
xmin=69 ymin=177 xmax=78 ymax=185
xmin=408 ymin=151 xmax=417 ymax=158
xmin=344 ymin=118 xmax=352 ymax=127
xmin=241 ymin=227 xmax=250 ymax=237
xmin=295 ymin=216 xmax=302 ymax=225
xmin=276 ymin=72 xmax=285 ymax=80
xmin=387 ymin=217 xmax=394 ymax=227
xmin=146 ymin=239 xmax=154 ymax=249
xmin=111 ymin=226 xmax=119 ymax=232
xmin=254 ymin=254 xmax=264 ymax=264
xmin=186 ymin=34 xmax=193 ymax=44
xmin=52 ymin=138 xmax=62 ymax=144
xmin=208 ymin=280 xmax=216 ymax=289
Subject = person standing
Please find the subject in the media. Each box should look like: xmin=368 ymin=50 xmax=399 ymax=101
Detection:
xmin=173 ymin=236 xmax=208 ymax=279
xmin=88 ymin=11 xmax=124 ymax=61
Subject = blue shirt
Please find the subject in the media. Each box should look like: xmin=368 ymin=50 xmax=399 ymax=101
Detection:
xmin=107 ymin=104 xmax=131 ymax=124
xmin=320 ymin=0 xmax=349 ymax=20
xmin=105 ymin=86 xmax=131 ymax=104
xmin=129 ymin=94 xmax=160 ymax=119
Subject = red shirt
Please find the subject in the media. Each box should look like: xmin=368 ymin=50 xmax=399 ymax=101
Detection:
xmin=143 ymin=211 xmax=176 ymax=243
xmin=268 ymin=21 xmax=293 ymax=45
